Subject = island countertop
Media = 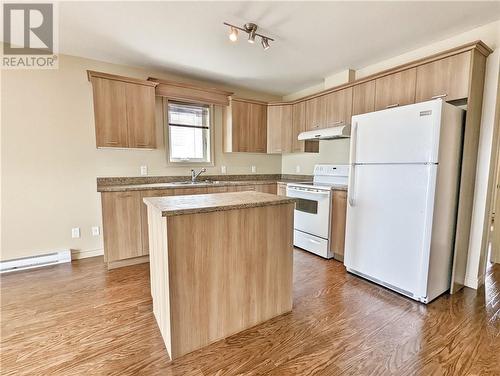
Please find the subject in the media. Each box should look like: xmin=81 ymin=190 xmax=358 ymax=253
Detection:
xmin=143 ymin=190 xmax=296 ymax=216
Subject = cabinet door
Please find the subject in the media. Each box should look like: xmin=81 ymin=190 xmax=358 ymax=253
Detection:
xmin=305 ymin=95 xmax=326 ymax=130
xmin=325 ymin=87 xmax=353 ymax=127
xmin=249 ymin=103 xmax=267 ymax=153
xmin=267 ymin=105 xmax=282 ymax=154
xmin=255 ymin=183 xmax=277 ymax=194
xmin=126 ymin=83 xmax=157 ymax=148
xmin=91 ymin=77 xmax=128 ymax=148
xmin=415 ymin=51 xmax=471 ymax=102
xmin=102 ymin=191 xmax=143 ymax=262
xmin=267 ymin=105 xmax=292 ymax=154
xmin=375 ymin=68 xmax=416 ymax=111
xmin=292 ymin=101 xmax=306 ymax=152
xmin=141 ymin=189 xmax=174 ymax=254
xmin=352 ymin=81 xmax=376 ymax=116
xmin=231 ymin=100 xmax=250 ymax=152
xmin=292 ymin=102 xmax=319 ymax=153
xmin=330 ymin=190 xmax=347 ymax=261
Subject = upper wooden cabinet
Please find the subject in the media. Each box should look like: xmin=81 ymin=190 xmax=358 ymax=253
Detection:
xmin=352 ymin=81 xmax=376 ymax=116
xmin=374 ymin=68 xmax=416 ymax=111
xmin=249 ymin=102 xmax=268 ymax=153
xmin=324 ymin=87 xmax=353 ymax=127
xmin=224 ymin=98 xmax=267 ymax=153
xmin=126 ymin=84 xmax=156 ymax=148
xmin=415 ymin=51 xmax=471 ymax=103
xmin=88 ymin=71 xmax=158 ymax=149
xmin=267 ymin=105 xmax=292 ymax=154
xmin=291 ymin=101 xmax=319 ymax=153
xmin=305 ymin=95 xmax=326 ymax=130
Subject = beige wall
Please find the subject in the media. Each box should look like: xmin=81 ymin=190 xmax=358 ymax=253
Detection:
xmin=1 ymin=54 xmax=281 ymax=261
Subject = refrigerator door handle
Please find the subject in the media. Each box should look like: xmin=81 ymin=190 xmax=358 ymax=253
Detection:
xmin=348 ymin=122 xmax=358 ymax=206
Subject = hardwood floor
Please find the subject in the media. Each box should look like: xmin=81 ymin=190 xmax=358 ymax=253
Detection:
xmin=1 ymin=249 xmax=499 ymax=375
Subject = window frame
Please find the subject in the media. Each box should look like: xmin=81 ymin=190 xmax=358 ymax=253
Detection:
xmin=164 ymin=98 xmax=215 ymax=167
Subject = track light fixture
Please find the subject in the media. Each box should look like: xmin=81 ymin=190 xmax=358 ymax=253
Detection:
xmin=261 ymin=37 xmax=270 ymax=50
xmin=223 ymin=22 xmax=274 ymax=50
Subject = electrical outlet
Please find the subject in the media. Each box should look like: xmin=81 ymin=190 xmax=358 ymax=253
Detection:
xmin=296 ymin=165 xmax=301 ymax=173
xmin=140 ymin=165 xmax=148 ymax=176
xmin=221 ymin=165 xmax=227 ymax=174
xmin=91 ymin=226 xmax=100 ymax=236
xmin=251 ymin=165 xmax=256 ymax=173
xmin=71 ymin=227 xmax=80 ymax=239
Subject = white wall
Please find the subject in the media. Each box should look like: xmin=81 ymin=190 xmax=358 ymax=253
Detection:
xmin=281 ymin=20 xmax=500 ymax=289
xmin=1 ymin=54 xmax=281 ymax=261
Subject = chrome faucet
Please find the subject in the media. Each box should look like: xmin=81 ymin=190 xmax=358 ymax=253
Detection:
xmin=191 ymin=168 xmax=207 ymax=183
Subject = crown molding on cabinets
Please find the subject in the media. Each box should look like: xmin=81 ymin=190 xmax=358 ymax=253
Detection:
xmin=268 ymin=40 xmax=493 ymax=106
xmin=87 ymin=70 xmax=158 ymax=87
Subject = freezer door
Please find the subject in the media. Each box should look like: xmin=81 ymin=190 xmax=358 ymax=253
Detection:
xmin=345 ymin=164 xmax=437 ymax=298
xmin=350 ymin=100 xmax=442 ymax=164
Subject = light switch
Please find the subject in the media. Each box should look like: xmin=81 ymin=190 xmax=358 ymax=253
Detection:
xmin=71 ymin=228 xmax=80 ymax=239
xmin=296 ymin=165 xmax=301 ymax=173
xmin=91 ymin=226 xmax=100 ymax=236
xmin=221 ymin=165 xmax=227 ymax=174
xmin=140 ymin=165 xmax=148 ymax=176
xmin=251 ymin=166 xmax=256 ymax=173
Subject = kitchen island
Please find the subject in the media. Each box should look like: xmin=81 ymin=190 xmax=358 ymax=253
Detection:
xmin=143 ymin=191 xmax=295 ymax=360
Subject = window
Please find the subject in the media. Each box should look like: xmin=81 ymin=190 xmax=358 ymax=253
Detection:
xmin=167 ymin=101 xmax=212 ymax=164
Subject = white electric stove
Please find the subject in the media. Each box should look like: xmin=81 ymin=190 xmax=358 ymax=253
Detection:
xmin=286 ymin=164 xmax=349 ymax=258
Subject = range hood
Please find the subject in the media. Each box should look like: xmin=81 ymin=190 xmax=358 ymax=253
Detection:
xmin=298 ymin=124 xmax=351 ymax=140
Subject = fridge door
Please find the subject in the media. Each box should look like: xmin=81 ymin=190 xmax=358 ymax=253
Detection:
xmin=350 ymin=100 xmax=442 ymax=164
xmin=345 ymin=164 xmax=437 ymax=300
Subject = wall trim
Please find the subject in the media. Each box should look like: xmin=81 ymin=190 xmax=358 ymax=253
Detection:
xmin=71 ymin=248 xmax=104 ymax=260
xmin=464 ymin=273 xmax=485 ymax=289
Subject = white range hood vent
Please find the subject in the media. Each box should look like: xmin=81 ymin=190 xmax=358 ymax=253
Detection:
xmin=298 ymin=124 xmax=351 ymax=140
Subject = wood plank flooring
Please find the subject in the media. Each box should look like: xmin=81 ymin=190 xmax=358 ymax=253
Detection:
xmin=1 ymin=249 xmax=499 ymax=375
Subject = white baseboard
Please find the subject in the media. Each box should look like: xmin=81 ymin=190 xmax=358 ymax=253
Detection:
xmin=464 ymin=274 xmax=485 ymax=289
xmin=71 ymin=248 xmax=104 ymax=260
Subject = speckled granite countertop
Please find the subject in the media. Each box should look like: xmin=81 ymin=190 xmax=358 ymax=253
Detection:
xmin=143 ymin=191 xmax=296 ymax=217
xmin=97 ymin=174 xmax=313 ymax=192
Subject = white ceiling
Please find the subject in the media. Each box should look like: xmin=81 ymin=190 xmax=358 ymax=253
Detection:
xmin=59 ymin=1 xmax=500 ymax=96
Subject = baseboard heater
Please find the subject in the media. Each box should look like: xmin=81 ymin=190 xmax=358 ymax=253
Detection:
xmin=0 ymin=250 xmax=71 ymax=274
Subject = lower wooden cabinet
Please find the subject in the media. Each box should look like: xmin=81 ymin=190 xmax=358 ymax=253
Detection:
xmin=101 ymin=182 xmax=278 ymax=268
xmin=330 ymin=190 xmax=347 ymax=261
xmin=255 ymin=183 xmax=278 ymax=194
xmin=102 ymin=191 xmax=144 ymax=263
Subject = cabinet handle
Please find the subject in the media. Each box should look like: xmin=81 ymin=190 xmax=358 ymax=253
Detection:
xmin=386 ymin=103 xmax=399 ymax=109
xmin=431 ymin=94 xmax=447 ymax=99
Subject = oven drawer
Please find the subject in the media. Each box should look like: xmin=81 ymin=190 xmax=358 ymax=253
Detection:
xmin=294 ymin=230 xmax=331 ymax=259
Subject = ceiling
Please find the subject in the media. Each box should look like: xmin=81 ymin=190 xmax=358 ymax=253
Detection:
xmin=58 ymin=1 xmax=500 ymax=96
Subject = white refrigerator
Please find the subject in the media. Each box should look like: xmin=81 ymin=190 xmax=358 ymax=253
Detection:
xmin=344 ymin=99 xmax=465 ymax=303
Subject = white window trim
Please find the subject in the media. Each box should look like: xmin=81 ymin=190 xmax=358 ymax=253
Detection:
xmin=164 ymin=98 xmax=215 ymax=167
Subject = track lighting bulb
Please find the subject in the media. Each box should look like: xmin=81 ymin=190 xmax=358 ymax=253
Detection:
xmin=248 ymin=30 xmax=256 ymax=44
xmin=229 ymin=27 xmax=238 ymax=42
xmin=261 ymin=37 xmax=270 ymax=50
